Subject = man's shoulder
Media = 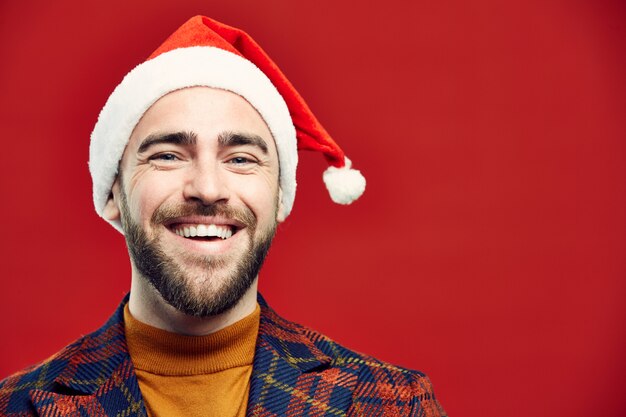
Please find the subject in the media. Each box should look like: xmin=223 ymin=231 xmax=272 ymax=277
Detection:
xmin=258 ymin=302 xmax=447 ymax=416
xmin=261 ymin=301 xmax=425 ymax=377
xmin=0 ymin=302 xmax=127 ymax=416
xmin=297 ymin=316 xmax=433 ymax=380
xmin=0 ymin=335 xmax=85 ymax=415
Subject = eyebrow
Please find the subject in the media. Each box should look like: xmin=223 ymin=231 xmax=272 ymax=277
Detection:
xmin=137 ymin=131 xmax=197 ymax=153
xmin=137 ymin=130 xmax=269 ymax=155
xmin=218 ymin=131 xmax=269 ymax=154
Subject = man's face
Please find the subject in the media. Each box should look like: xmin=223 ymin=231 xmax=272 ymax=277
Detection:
xmin=106 ymin=87 xmax=284 ymax=317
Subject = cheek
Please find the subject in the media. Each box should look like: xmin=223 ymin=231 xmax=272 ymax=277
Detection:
xmin=134 ymin=192 xmax=161 ymax=223
xmin=235 ymin=176 xmax=280 ymax=219
xmin=127 ymin=174 xmax=181 ymax=223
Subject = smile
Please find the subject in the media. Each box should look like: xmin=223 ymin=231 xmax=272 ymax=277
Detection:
xmin=172 ymin=224 xmax=234 ymax=240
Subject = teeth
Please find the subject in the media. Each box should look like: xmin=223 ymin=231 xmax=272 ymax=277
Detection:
xmin=174 ymin=224 xmax=234 ymax=239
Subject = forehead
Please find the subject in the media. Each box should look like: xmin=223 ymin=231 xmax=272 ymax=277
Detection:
xmin=127 ymin=86 xmax=276 ymax=152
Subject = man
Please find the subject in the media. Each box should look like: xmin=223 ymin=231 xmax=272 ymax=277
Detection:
xmin=0 ymin=16 xmax=445 ymax=417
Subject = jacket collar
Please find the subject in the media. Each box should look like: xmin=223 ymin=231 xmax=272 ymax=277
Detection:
xmin=29 ymin=295 xmax=148 ymax=416
xmin=247 ymin=294 xmax=356 ymax=416
xmin=29 ymin=294 xmax=356 ymax=417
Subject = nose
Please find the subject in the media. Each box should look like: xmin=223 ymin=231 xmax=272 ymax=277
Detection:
xmin=182 ymin=161 xmax=230 ymax=205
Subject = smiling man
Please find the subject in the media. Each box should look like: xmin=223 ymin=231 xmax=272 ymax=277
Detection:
xmin=0 ymin=16 xmax=446 ymax=417
xmin=109 ymin=88 xmax=282 ymax=334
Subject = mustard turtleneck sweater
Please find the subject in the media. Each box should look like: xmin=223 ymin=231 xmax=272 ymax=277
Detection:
xmin=123 ymin=304 xmax=260 ymax=417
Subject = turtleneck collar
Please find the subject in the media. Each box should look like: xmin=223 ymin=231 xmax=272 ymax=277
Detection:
xmin=124 ymin=303 xmax=260 ymax=376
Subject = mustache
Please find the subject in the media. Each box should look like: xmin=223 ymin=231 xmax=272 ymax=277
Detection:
xmin=150 ymin=201 xmax=256 ymax=229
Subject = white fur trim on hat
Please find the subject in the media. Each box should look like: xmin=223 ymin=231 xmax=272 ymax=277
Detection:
xmin=89 ymin=46 xmax=298 ymax=233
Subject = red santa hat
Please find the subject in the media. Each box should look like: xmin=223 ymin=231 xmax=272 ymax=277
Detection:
xmin=90 ymin=15 xmax=366 ymax=232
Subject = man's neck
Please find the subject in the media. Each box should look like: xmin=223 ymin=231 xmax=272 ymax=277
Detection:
xmin=127 ymin=274 xmax=259 ymax=336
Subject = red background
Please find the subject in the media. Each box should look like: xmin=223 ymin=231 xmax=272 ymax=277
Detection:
xmin=1 ymin=1 xmax=625 ymax=416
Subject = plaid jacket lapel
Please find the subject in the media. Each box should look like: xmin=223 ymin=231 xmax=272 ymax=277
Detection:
xmin=247 ymin=298 xmax=358 ymax=417
xmin=29 ymin=298 xmax=148 ymax=417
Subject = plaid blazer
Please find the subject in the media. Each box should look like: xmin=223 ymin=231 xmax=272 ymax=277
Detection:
xmin=0 ymin=295 xmax=446 ymax=416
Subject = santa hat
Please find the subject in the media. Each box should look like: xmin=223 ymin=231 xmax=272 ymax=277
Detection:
xmin=90 ymin=15 xmax=366 ymax=232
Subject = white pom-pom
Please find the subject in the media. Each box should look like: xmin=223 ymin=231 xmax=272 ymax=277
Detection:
xmin=322 ymin=157 xmax=366 ymax=204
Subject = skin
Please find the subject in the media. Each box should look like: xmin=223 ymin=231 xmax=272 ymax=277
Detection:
xmin=103 ymin=87 xmax=285 ymax=335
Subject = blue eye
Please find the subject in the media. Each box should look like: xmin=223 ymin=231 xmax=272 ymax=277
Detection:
xmin=230 ymin=156 xmax=251 ymax=164
xmin=151 ymin=153 xmax=178 ymax=161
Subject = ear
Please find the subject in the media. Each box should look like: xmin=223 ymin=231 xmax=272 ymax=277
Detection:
xmin=102 ymin=178 xmax=121 ymax=221
xmin=276 ymin=186 xmax=286 ymax=223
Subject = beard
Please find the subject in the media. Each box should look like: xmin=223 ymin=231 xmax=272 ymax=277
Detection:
xmin=118 ymin=188 xmax=277 ymax=317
